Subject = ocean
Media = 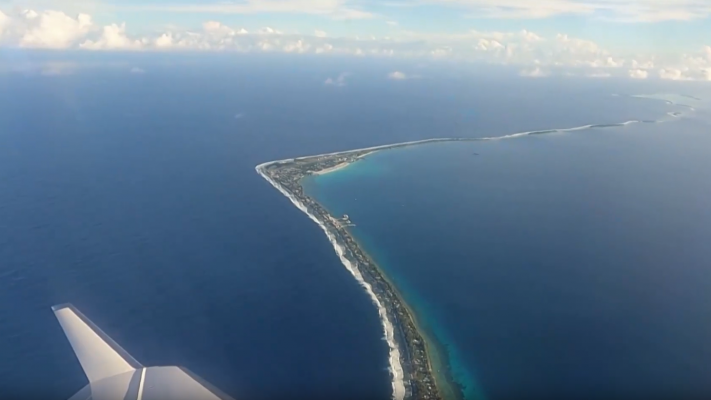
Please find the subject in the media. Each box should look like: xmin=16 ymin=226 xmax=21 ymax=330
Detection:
xmin=306 ymin=99 xmax=711 ymax=400
xmin=0 ymin=51 xmax=707 ymax=399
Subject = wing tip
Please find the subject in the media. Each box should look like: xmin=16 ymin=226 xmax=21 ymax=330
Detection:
xmin=51 ymin=302 xmax=73 ymax=312
xmin=52 ymin=303 xmax=144 ymax=370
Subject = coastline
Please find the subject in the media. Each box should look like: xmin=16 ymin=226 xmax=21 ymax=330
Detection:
xmin=256 ymin=143 xmax=481 ymax=400
xmin=254 ymin=108 xmax=682 ymax=400
xmin=260 ymin=115 xmax=660 ymax=170
xmin=312 ymin=162 xmax=351 ymax=175
xmin=348 ymin=234 xmax=468 ymax=400
xmin=255 ymin=158 xmax=409 ymax=400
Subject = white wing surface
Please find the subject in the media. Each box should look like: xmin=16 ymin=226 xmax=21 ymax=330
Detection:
xmin=53 ymin=303 xmax=235 ymax=400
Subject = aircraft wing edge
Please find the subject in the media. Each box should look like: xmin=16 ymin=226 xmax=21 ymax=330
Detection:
xmin=178 ymin=366 xmax=236 ymax=400
xmin=52 ymin=303 xmax=143 ymax=370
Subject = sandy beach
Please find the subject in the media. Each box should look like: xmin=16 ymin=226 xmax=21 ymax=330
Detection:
xmin=312 ymin=162 xmax=351 ymax=175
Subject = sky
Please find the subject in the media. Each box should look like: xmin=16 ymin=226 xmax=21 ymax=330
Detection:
xmin=1 ymin=0 xmax=710 ymax=81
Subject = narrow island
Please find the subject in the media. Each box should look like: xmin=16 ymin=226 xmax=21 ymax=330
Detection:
xmin=254 ymin=110 xmax=679 ymax=400
xmin=256 ymin=140 xmax=457 ymax=400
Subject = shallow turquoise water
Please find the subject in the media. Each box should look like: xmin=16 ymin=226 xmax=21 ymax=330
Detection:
xmin=305 ymin=112 xmax=711 ymax=400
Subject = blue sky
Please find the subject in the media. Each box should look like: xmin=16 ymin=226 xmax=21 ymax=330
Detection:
xmin=1 ymin=0 xmax=710 ymax=80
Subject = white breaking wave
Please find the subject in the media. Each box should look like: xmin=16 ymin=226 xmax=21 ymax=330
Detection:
xmin=630 ymin=94 xmax=699 ymax=112
xmin=483 ymin=131 xmax=532 ymax=140
xmin=481 ymin=120 xmax=644 ymax=140
xmin=562 ymin=124 xmax=595 ymax=131
xmin=255 ymin=163 xmax=407 ymax=400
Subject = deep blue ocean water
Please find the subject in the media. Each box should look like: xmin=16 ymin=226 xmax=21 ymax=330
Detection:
xmin=0 ymin=51 xmax=706 ymax=399
xmin=307 ymin=107 xmax=711 ymax=400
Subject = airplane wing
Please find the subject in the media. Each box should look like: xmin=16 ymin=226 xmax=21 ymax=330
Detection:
xmin=52 ymin=303 xmax=235 ymax=400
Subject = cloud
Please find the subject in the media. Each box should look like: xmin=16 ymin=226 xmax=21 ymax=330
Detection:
xmin=423 ymin=0 xmax=711 ymax=22
xmin=283 ymin=39 xmax=310 ymax=53
xmin=19 ymin=10 xmax=93 ymax=48
xmin=387 ymin=70 xmax=423 ymax=79
xmin=0 ymin=10 xmax=9 ymax=38
xmin=658 ymin=68 xmax=685 ymax=80
xmin=324 ymin=72 xmax=349 ymax=86
xmin=331 ymin=8 xmax=375 ymax=19
xmin=387 ymin=71 xmax=409 ymax=80
xmin=154 ymin=32 xmax=174 ymax=48
xmin=386 ymin=20 xmax=399 ymax=26
xmin=401 ymin=29 xmax=627 ymax=69
xmin=203 ymin=20 xmax=247 ymax=36
xmin=430 ymin=47 xmax=452 ymax=58
xmin=474 ymin=38 xmax=504 ymax=51
xmin=628 ymin=69 xmax=648 ymax=79
xmin=130 ymin=67 xmax=145 ymax=74
xmin=80 ymin=23 xmax=144 ymax=50
xmin=95 ymin=0 xmax=709 ymax=22
xmin=258 ymin=26 xmax=282 ymax=34
xmin=644 ymin=46 xmax=711 ymax=81
xmin=519 ymin=67 xmax=549 ymax=77
xmin=630 ymin=59 xmax=655 ymax=70
xmin=2 ymin=9 xmax=711 ymax=81
xmin=388 ymin=71 xmax=407 ymax=79
xmin=120 ymin=0 xmax=375 ymax=20
xmin=586 ymin=70 xmax=611 ymax=78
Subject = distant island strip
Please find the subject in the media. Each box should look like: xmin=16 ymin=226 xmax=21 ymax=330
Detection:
xmin=255 ymin=115 xmax=676 ymax=400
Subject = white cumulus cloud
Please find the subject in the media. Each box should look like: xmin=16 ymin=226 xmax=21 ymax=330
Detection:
xmin=1 ymin=9 xmax=710 ymax=81
xmin=258 ymin=26 xmax=282 ymax=35
xmin=155 ymin=32 xmax=174 ymax=48
xmin=283 ymin=39 xmax=310 ymax=53
xmin=80 ymin=23 xmax=144 ymax=50
xmin=19 ymin=10 xmax=93 ymax=48
xmin=658 ymin=68 xmax=685 ymax=80
xmin=0 ymin=10 xmax=10 ymax=38
xmin=21 ymin=9 xmax=38 ymax=20
xmin=628 ymin=69 xmax=649 ymax=79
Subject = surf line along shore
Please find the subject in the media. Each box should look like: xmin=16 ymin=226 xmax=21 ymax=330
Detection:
xmin=256 ymin=144 xmax=450 ymax=400
xmin=254 ymin=112 xmax=675 ymax=400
